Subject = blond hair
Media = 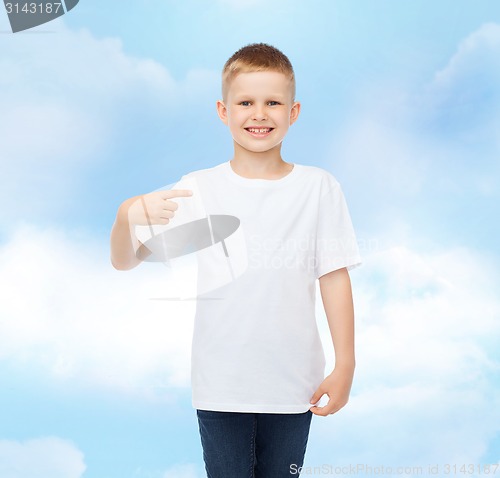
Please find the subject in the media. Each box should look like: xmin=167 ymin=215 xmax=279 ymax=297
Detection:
xmin=222 ymin=43 xmax=295 ymax=101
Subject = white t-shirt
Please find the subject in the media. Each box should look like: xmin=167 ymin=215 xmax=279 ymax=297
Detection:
xmin=142 ymin=160 xmax=361 ymax=413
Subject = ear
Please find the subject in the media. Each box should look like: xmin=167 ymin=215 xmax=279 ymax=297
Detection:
xmin=216 ymin=100 xmax=229 ymax=125
xmin=289 ymin=101 xmax=301 ymax=126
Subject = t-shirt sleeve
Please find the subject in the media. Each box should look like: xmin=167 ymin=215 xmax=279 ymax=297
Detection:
xmin=315 ymin=178 xmax=362 ymax=279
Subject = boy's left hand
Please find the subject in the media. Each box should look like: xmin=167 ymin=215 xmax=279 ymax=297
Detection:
xmin=309 ymin=366 xmax=354 ymax=416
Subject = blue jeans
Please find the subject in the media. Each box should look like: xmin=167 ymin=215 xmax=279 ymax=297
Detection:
xmin=196 ymin=409 xmax=313 ymax=478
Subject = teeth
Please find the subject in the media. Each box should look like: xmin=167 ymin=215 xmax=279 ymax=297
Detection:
xmin=248 ymin=128 xmax=271 ymax=133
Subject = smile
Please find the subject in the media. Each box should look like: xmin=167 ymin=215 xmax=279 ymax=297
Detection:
xmin=245 ymin=127 xmax=274 ymax=136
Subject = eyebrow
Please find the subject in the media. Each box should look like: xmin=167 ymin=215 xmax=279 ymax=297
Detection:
xmin=232 ymin=94 xmax=286 ymax=101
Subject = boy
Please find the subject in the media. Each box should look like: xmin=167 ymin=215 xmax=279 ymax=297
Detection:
xmin=110 ymin=43 xmax=361 ymax=477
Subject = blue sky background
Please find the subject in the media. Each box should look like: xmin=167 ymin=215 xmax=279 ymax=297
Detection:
xmin=1 ymin=1 xmax=499 ymax=477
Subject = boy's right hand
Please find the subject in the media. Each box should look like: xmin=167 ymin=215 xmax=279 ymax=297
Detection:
xmin=127 ymin=189 xmax=193 ymax=226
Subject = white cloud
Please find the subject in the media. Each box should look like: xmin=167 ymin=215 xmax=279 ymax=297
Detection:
xmin=163 ymin=463 xmax=203 ymax=478
xmin=310 ymin=23 xmax=500 ymax=472
xmin=0 ymin=437 xmax=86 ymax=478
xmin=426 ymin=22 xmax=500 ymax=150
xmin=0 ymin=223 xmax=196 ymax=398
xmin=329 ymin=22 xmax=500 ymax=248
xmin=132 ymin=463 xmax=204 ymax=478
xmin=326 ymin=99 xmax=431 ymax=240
xmin=310 ymin=245 xmax=500 ymax=469
xmin=1 ymin=225 xmax=498 ymax=468
xmin=0 ymin=18 xmax=173 ymax=162
xmin=0 ymin=16 xmax=218 ymax=225
xmin=331 ymin=112 xmax=426 ymax=198
xmin=433 ymin=22 xmax=500 ymax=92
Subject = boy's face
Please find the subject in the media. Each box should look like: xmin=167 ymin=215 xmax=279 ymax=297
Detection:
xmin=216 ymin=71 xmax=300 ymax=156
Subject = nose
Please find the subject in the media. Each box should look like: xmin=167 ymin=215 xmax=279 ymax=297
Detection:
xmin=252 ymin=104 xmax=267 ymax=121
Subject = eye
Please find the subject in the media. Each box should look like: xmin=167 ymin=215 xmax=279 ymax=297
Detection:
xmin=268 ymin=101 xmax=281 ymax=106
xmin=239 ymin=101 xmax=251 ymax=106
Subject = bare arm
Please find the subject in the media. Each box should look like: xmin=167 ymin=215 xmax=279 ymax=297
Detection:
xmin=110 ymin=189 xmax=194 ymax=271
xmin=309 ymin=267 xmax=355 ymax=416
xmin=110 ymin=196 xmax=146 ymax=271
xmin=319 ymin=267 xmax=355 ymax=370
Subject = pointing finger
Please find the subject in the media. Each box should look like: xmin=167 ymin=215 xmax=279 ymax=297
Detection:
xmin=163 ymin=189 xmax=193 ymax=199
